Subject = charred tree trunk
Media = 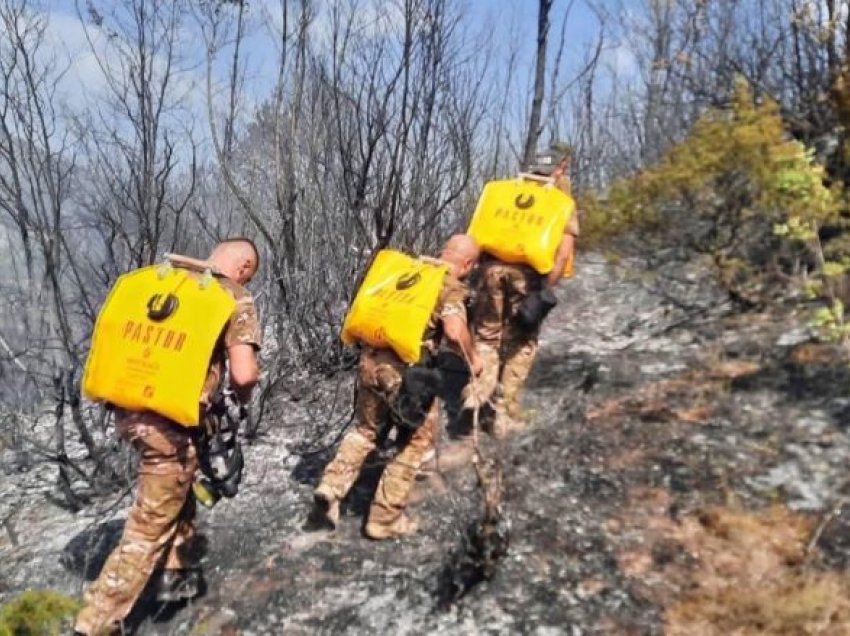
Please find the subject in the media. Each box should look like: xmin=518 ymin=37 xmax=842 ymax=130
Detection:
xmin=523 ymin=0 xmax=554 ymax=168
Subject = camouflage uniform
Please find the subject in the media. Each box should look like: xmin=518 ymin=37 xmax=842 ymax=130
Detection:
xmin=471 ymin=177 xmax=578 ymax=436
xmin=75 ymin=277 xmax=261 ymax=636
xmin=316 ymin=274 xmax=468 ymax=534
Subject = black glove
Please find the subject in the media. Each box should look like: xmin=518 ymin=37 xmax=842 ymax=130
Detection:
xmin=434 ymin=349 xmax=471 ymax=390
xmin=515 ymin=288 xmax=558 ymax=330
xmin=199 ymin=387 xmax=245 ymax=500
xmin=225 ymin=398 xmax=247 ymax=427
xmin=396 ymin=365 xmax=443 ymax=429
xmin=198 ymin=434 xmax=244 ymax=498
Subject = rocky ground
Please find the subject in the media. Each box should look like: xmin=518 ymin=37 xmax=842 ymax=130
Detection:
xmin=4 ymin=251 xmax=850 ymax=634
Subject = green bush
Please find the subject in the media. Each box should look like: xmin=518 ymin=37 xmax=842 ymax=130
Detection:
xmin=582 ymin=78 xmax=843 ymax=302
xmin=0 ymin=590 xmax=81 ymax=636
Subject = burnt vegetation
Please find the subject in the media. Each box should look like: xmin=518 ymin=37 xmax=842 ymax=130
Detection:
xmin=6 ymin=0 xmax=850 ymax=633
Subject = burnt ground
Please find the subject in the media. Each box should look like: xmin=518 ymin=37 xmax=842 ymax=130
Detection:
xmin=5 ymin=252 xmax=850 ymax=634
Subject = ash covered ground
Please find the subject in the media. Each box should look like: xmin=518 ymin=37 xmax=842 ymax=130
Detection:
xmin=4 ymin=252 xmax=850 ymax=634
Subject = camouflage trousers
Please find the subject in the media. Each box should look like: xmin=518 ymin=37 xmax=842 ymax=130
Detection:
xmin=474 ymin=337 xmax=539 ymax=422
xmin=75 ymin=411 xmax=198 ymax=635
xmin=472 ymin=260 xmax=542 ymax=426
xmin=317 ymin=348 xmax=439 ymax=527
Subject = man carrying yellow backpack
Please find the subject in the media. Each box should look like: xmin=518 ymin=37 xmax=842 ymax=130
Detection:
xmin=465 ymin=148 xmax=579 ymax=438
xmin=309 ymin=235 xmax=481 ymax=540
xmin=74 ymin=239 xmax=262 ymax=635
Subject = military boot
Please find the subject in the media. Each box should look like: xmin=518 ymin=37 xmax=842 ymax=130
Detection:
xmin=364 ymin=513 xmax=419 ymax=540
xmin=155 ymin=568 xmax=201 ymax=602
xmin=307 ymin=484 xmax=340 ymax=530
xmin=489 ymin=410 xmax=527 ymax=439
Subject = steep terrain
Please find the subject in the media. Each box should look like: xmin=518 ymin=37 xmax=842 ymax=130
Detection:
xmin=4 ymin=252 xmax=850 ymax=634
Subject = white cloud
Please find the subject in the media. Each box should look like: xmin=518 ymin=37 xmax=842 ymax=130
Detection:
xmin=250 ymin=0 xmax=413 ymax=57
xmin=600 ymin=43 xmax=639 ymax=79
xmin=38 ymin=6 xmax=209 ymax=137
xmin=42 ymin=9 xmax=111 ymax=107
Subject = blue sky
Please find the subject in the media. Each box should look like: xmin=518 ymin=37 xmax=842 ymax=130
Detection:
xmin=40 ymin=0 xmax=632 ymax=103
xmin=31 ymin=0 xmax=637 ymax=161
xmin=466 ymin=0 xmax=635 ymax=72
xmin=467 ymin=0 xmax=613 ymax=48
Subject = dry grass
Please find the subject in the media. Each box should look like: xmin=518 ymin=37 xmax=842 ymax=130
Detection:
xmin=789 ymin=343 xmax=843 ymax=366
xmin=586 ymin=357 xmax=764 ymax=427
xmin=587 ymin=376 xmax=721 ymax=424
xmin=666 ymin=506 xmax=850 ymax=635
xmin=669 ymin=574 xmax=850 ymax=635
xmin=589 ymin=341 xmax=850 ymax=634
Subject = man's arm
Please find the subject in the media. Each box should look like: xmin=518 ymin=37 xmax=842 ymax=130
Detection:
xmin=224 ymin=294 xmax=263 ymax=404
xmin=227 ymin=343 xmax=259 ymax=403
xmin=443 ymin=314 xmax=483 ymax=376
xmin=546 ymin=231 xmax=576 ymax=288
xmin=546 ymin=203 xmax=580 ymax=287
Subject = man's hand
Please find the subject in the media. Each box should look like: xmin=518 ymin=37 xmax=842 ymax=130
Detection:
xmin=443 ymin=313 xmax=478 ymax=371
xmin=551 ymin=155 xmax=570 ymax=181
xmin=470 ymin=352 xmax=484 ymax=377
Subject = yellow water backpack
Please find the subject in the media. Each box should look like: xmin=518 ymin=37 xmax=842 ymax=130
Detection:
xmin=82 ymin=262 xmax=236 ymax=426
xmin=341 ymin=249 xmax=448 ymax=364
xmin=467 ymin=176 xmax=576 ymax=274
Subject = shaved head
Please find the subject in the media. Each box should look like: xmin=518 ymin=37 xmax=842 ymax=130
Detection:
xmin=440 ymin=234 xmax=480 ymax=279
xmin=209 ymin=237 xmax=259 ymax=285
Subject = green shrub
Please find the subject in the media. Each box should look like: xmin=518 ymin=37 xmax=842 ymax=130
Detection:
xmin=582 ymin=78 xmax=843 ymax=302
xmin=0 ymin=590 xmax=81 ymax=636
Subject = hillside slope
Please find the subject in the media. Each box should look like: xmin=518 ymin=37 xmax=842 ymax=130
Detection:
xmin=4 ymin=252 xmax=850 ymax=634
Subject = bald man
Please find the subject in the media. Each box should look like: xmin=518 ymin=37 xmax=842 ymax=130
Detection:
xmin=310 ymin=235 xmax=481 ymax=540
xmin=75 ymin=238 xmax=262 ymax=636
